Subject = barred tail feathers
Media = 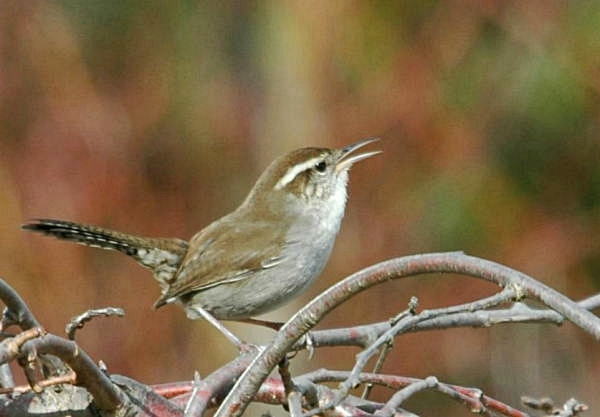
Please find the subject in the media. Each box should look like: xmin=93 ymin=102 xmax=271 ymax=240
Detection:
xmin=22 ymin=219 xmax=188 ymax=262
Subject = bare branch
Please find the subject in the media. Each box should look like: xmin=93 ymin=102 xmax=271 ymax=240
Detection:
xmin=578 ymin=294 xmax=600 ymax=311
xmin=0 ymin=254 xmax=595 ymax=416
xmin=302 ymin=370 xmax=529 ymax=417
xmin=153 ymin=380 xmax=195 ymax=399
xmin=0 ymin=364 xmax=14 ymax=388
xmin=0 ymin=279 xmax=40 ymax=331
xmin=287 ymin=391 xmax=303 ymax=417
xmin=362 ymin=297 xmax=418 ymax=400
xmin=19 ymin=334 xmax=127 ymax=412
xmin=277 ymin=357 xmax=321 ymax=416
xmin=375 ymin=376 xmax=439 ymax=417
xmin=0 ymin=371 xmax=76 ymax=395
xmin=184 ymin=371 xmax=202 ymax=415
xmin=277 ymin=357 xmax=295 ymax=396
xmin=293 ymin=297 xmax=600 ymax=352
xmin=111 ymin=374 xmax=184 ymax=417
xmin=361 ymin=340 xmax=393 ymax=401
xmin=184 ymin=346 xmax=260 ymax=417
xmin=0 ymin=328 xmax=44 ymax=364
xmin=65 ymin=307 xmax=125 ymax=340
xmin=321 ymin=288 xmax=517 ymax=409
xmin=171 ymin=375 xmax=379 ymax=415
xmin=163 ymin=370 xmax=530 ymax=417
xmin=277 ymin=356 xmax=304 ymax=416
xmin=522 ymin=396 xmax=588 ymax=417
xmin=216 ymin=252 xmax=597 ymax=417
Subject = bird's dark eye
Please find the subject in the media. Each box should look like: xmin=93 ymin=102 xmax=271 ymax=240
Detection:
xmin=315 ymin=161 xmax=327 ymax=173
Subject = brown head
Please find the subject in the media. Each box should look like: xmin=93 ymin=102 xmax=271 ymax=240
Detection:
xmin=242 ymin=138 xmax=381 ymax=215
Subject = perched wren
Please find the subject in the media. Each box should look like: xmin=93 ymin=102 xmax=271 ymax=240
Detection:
xmin=23 ymin=138 xmax=380 ymax=337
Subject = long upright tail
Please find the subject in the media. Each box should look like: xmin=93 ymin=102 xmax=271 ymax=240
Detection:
xmin=22 ymin=219 xmax=189 ymax=288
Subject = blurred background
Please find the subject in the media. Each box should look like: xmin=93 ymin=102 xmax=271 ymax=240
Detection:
xmin=1 ymin=1 xmax=599 ymax=415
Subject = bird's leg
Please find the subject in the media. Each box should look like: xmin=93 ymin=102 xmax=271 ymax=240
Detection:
xmin=191 ymin=307 xmax=244 ymax=349
xmin=235 ymin=318 xmax=284 ymax=331
xmin=237 ymin=318 xmax=315 ymax=359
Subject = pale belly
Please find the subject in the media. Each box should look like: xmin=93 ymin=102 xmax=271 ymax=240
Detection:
xmin=181 ymin=234 xmax=335 ymax=320
xmin=180 ymin=186 xmax=346 ymax=320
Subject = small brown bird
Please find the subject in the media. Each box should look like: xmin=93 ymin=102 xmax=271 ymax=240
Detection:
xmin=23 ymin=138 xmax=380 ymax=343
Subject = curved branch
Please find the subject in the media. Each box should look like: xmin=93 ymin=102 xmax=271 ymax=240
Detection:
xmin=111 ymin=374 xmax=183 ymax=417
xmin=302 ymin=370 xmax=529 ymax=417
xmin=0 ymin=279 xmax=40 ymax=330
xmin=375 ymin=376 xmax=439 ymax=417
xmin=184 ymin=347 xmax=259 ymax=417
xmin=65 ymin=307 xmax=125 ymax=340
xmin=20 ymin=334 xmax=127 ymax=412
xmin=293 ymin=296 xmax=599 ymax=351
xmin=166 ymin=370 xmax=532 ymax=417
xmin=321 ymin=288 xmax=517 ymax=409
xmin=215 ymin=252 xmax=600 ymax=417
xmin=579 ymin=294 xmax=600 ymax=311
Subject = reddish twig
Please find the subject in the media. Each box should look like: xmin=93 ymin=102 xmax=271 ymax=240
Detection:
xmin=302 ymin=370 xmax=529 ymax=417
xmin=0 ymin=327 xmax=44 ymax=364
xmin=0 ymin=371 xmax=76 ymax=394
xmin=160 ymin=370 xmax=531 ymax=417
xmin=152 ymin=380 xmax=195 ymax=399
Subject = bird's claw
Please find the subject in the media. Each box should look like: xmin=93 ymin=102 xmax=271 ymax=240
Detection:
xmin=302 ymin=332 xmax=315 ymax=359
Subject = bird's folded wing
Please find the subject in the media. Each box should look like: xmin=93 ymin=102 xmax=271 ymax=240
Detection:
xmin=153 ymin=218 xmax=292 ymax=307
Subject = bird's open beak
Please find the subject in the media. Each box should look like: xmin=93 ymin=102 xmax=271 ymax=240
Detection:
xmin=335 ymin=137 xmax=382 ymax=172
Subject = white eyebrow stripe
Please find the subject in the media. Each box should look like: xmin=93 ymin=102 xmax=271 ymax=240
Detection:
xmin=275 ymin=157 xmax=322 ymax=190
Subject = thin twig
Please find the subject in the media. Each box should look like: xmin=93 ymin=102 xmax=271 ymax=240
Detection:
xmin=0 ymin=371 xmax=76 ymax=394
xmin=0 ymin=279 xmax=41 ymax=331
xmin=557 ymin=399 xmax=589 ymax=417
xmin=278 ymin=357 xmax=304 ymax=416
xmin=0 ymin=327 xmax=44 ymax=364
xmin=301 ymin=370 xmax=527 ymax=417
xmin=278 ymin=357 xmax=295 ymax=395
xmin=292 ymin=297 xmax=600 ymax=352
xmin=0 ymin=364 xmax=14 ymax=389
xmin=164 ymin=369 xmax=529 ymax=417
xmin=362 ymin=297 xmax=418 ymax=400
xmin=522 ymin=396 xmax=588 ymax=417
xmin=111 ymin=374 xmax=184 ymax=417
xmin=287 ymin=391 xmax=303 ymax=417
xmin=360 ymin=342 xmax=393 ymax=401
xmin=319 ymin=288 xmax=517 ymax=411
xmin=152 ymin=380 xmax=195 ymax=399
xmin=66 ymin=307 xmax=125 ymax=340
xmin=184 ymin=346 xmax=260 ymax=417
xmin=0 ymin=279 xmax=43 ymax=388
xmin=184 ymin=372 xmax=202 ymax=415
xmin=20 ymin=334 xmax=127 ymax=412
xmin=374 ymin=376 xmax=439 ymax=417
xmin=216 ymin=252 xmax=600 ymax=417
xmin=578 ymin=294 xmax=600 ymax=311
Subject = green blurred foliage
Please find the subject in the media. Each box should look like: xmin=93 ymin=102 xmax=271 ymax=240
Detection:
xmin=0 ymin=1 xmax=599 ymax=415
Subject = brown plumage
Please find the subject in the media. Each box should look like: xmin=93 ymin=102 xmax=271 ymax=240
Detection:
xmin=22 ymin=138 xmax=380 ymax=324
xmin=22 ymin=219 xmax=188 ymax=291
